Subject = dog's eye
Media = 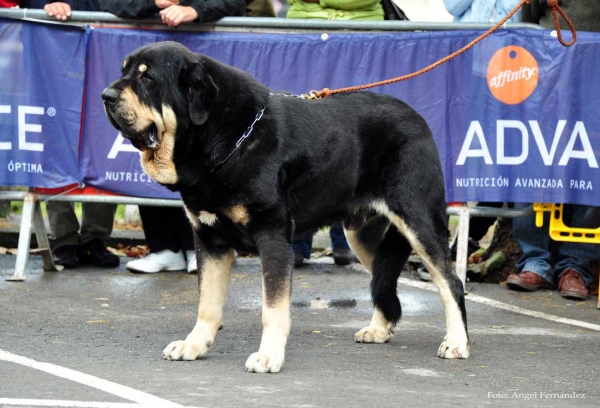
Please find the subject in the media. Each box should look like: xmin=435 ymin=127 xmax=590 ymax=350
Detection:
xmin=140 ymin=72 xmax=154 ymax=83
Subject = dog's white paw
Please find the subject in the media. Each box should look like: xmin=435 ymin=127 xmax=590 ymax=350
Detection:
xmin=162 ymin=338 xmax=213 ymax=361
xmin=245 ymin=351 xmax=284 ymax=373
xmin=437 ymin=338 xmax=470 ymax=359
xmin=354 ymin=324 xmax=394 ymax=343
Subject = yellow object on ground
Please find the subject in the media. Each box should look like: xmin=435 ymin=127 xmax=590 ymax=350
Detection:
xmin=533 ymin=203 xmax=600 ymax=244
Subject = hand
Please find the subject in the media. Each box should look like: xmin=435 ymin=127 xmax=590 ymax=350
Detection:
xmin=155 ymin=0 xmax=179 ymax=10
xmin=159 ymin=5 xmax=198 ymax=27
xmin=44 ymin=2 xmax=72 ymax=21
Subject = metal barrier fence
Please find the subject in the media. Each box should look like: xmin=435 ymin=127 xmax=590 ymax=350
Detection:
xmin=0 ymin=9 xmax=543 ymax=31
xmin=0 ymin=11 xmax=540 ymax=287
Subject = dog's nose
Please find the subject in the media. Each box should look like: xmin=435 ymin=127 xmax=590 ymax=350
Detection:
xmin=101 ymin=88 xmax=119 ymax=104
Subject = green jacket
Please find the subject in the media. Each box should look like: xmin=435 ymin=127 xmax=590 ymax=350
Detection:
xmin=287 ymin=0 xmax=384 ymax=20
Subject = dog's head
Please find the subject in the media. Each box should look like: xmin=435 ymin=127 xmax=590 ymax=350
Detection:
xmin=102 ymin=41 xmax=217 ymax=152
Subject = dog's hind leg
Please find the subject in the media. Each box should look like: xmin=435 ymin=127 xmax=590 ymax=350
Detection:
xmin=344 ymin=215 xmax=410 ymax=344
xmin=245 ymin=226 xmax=293 ymax=373
xmin=372 ymin=201 xmax=470 ymax=359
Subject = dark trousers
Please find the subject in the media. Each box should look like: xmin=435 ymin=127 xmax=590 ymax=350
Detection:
xmin=139 ymin=206 xmax=194 ymax=253
xmin=292 ymin=222 xmax=349 ymax=258
xmin=48 ymin=202 xmax=116 ymax=250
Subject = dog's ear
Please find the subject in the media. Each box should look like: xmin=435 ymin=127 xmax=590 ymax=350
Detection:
xmin=182 ymin=58 xmax=217 ymax=126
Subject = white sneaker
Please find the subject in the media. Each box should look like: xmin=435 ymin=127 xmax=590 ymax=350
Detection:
xmin=186 ymin=250 xmax=197 ymax=273
xmin=126 ymin=250 xmax=186 ymax=273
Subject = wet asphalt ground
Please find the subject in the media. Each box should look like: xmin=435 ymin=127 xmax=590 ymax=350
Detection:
xmin=0 ymin=253 xmax=599 ymax=408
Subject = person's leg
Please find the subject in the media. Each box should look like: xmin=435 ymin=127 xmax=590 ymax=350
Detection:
xmin=139 ymin=206 xmax=180 ymax=253
xmin=330 ymin=223 xmax=349 ymax=251
xmin=78 ymin=203 xmax=119 ymax=267
xmin=47 ymin=201 xmax=80 ymax=249
xmin=169 ymin=207 xmax=196 ymax=273
xmin=329 ymin=222 xmax=356 ymax=265
xmin=172 ymin=207 xmax=195 ymax=252
xmin=554 ymin=205 xmax=600 ymax=299
xmin=79 ymin=203 xmax=117 ymax=246
xmin=126 ymin=206 xmax=186 ymax=273
xmin=292 ymin=238 xmax=312 ymax=267
xmin=47 ymin=201 xmax=80 ymax=267
xmin=508 ymin=203 xmax=555 ymax=290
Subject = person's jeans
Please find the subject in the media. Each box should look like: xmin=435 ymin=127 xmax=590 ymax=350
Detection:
xmin=513 ymin=203 xmax=599 ymax=286
xmin=292 ymin=223 xmax=350 ymax=258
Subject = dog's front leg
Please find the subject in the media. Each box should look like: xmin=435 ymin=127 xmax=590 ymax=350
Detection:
xmin=163 ymin=247 xmax=234 ymax=361
xmin=245 ymin=234 xmax=292 ymax=373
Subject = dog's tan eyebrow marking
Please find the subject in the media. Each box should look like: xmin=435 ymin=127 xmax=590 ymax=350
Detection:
xmin=138 ymin=64 xmax=148 ymax=73
xmin=123 ymin=59 xmax=128 ymax=69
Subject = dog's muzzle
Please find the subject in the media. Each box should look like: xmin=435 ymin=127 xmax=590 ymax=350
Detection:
xmin=126 ymin=124 xmax=159 ymax=151
xmin=101 ymin=87 xmax=159 ymax=151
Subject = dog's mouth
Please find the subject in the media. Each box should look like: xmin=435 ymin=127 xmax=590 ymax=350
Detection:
xmin=123 ymin=124 xmax=159 ymax=151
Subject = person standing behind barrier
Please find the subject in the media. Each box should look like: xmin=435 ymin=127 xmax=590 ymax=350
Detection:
xmin=285 ymin=0 xmax=385 ymax=267
xmin=293 ymin=224 xmax=357 ymax=267
xmin=439 ymin=0 xmax=522 ymax=241
xmin=443 ymin=0 xmax=521 ymax=23
xmin=508 ymin=204 xmax=599 ymax=300
xmin=46 ymin=201 xmax=119 ymax=268
xmin=19 ymin=0 xmax=119 ymax=269
xmin=506 ymin=0 xmax=600 ymax=301
xmin=286 ymin=0 xmax=384 ymax=20
xmin=98 ymin=0 xmax=247 ymax=25
xmin=20 ymin=0 xmax=100 ymax=20
xmin=126 ymin=206 xmax=196 ymax=273
xmin=414 ymin=0 xmax=522 ymax=281
xmin=97 ymin=0 xmax=274 ymax=273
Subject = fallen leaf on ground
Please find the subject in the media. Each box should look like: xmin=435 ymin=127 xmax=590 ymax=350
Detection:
xmin=108 ymin=244 xmax=149 ymax=258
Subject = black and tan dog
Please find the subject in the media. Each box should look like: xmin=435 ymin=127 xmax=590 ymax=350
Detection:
xmin=102 ymin=41 xmax=469 ymax=373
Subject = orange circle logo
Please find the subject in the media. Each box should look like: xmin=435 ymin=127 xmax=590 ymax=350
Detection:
xmin=487 ymin=46 xmax=538 ymax=105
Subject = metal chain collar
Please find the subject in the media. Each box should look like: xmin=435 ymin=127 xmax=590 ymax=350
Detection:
xmin=209 ymin=104 xmax=266 ymax=173
xmin=209 ymin=92 xmax=307 ymax=174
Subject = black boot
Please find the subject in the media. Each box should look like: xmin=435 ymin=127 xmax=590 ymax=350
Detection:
xmin=78 ymin=240 xmax=119 ymax=267
xmin=52 ymin=245 xmax=79 ymax=269
xmin=333 ymin=248 xmax=357 ymax=266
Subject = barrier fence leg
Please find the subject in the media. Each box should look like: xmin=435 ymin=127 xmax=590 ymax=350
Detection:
xmin=32 ymin=199 xmax=62 ymax=273
xmin=6 ymin=194 xmax=62 ymax=282
xmin=7 ymin=194 xmax=35 ymax=281
xmin=455 ymin=207 xmax=470 ymax=290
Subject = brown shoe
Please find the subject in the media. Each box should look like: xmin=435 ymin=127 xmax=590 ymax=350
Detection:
xmin=506 ymin=271 xmax=553 ymax=291
xmin=558 ymin=268 xmax=589 ymax=300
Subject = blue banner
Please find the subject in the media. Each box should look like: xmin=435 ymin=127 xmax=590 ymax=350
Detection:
xmin=81 ymin=28 xmax=600 ymax=204
xmin=2 ymin=18 xmax=599 ymax=205
xmin=0 ymin=19 xmax=84 ymax=188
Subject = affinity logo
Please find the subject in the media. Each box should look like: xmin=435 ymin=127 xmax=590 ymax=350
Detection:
xmin=487 ymin=46 xmax=538 ymax=105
